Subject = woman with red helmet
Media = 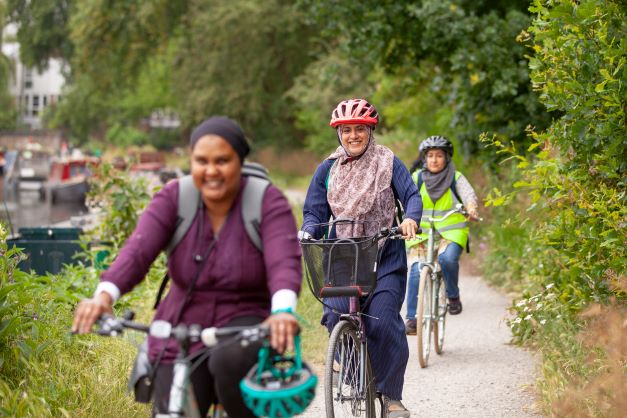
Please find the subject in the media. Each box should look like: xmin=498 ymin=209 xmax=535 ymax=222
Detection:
xmin=301 ymin=99 xmax=422 ymax=417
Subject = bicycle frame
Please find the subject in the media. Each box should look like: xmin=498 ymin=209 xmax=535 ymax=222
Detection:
xmin=337 ymin=297 xmax=369 ymax=400
xmin=157 ymin=332 xmax=201 ymax=418
xmin=416 ymin=204 xmax=470 ymax=367
xmin=93 ymin=315 xmax=266 ymax=418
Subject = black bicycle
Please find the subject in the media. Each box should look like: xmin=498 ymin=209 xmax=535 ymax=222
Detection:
xmin=300 ymin=220 xmax=401 ymax=418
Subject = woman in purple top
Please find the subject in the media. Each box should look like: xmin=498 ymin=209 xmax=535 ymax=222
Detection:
xmin=72 ymin=116 xmax=302 ymax=417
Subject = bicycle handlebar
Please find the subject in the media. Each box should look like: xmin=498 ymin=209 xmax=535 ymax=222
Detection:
xmin=92 ymin=312 xmax=270 ymax=348
xmin=298 ymin=224 xmax=405 ymax=243
xmin=427 ymin=204 xmax=483 ymax=224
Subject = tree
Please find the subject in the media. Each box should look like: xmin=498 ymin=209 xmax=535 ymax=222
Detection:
xmin=6 ymin=0 xmax=74 ymax=70
xmin=303 ymin=0 xmax=552 ymax=157
xmin=286 ymin=45 xmax=376 ymax=154
xmin=171 ymin=0 xmax=318 ymax=145
xmin=0 ymin=2 xmax=17 ymax=129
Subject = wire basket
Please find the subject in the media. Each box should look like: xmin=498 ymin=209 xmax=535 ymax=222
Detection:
xmin=300 ymin=221 xmax=382 ymax=304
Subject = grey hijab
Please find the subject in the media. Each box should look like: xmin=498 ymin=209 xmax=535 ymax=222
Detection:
xmin=422 ymin=161 xmax=456 ymax=202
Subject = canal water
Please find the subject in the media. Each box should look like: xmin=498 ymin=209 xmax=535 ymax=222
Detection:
xmin=1 ymin=189 xmax=87 ymax=234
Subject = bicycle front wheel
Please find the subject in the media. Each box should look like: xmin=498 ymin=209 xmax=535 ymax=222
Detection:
xmin=325 ymin=320 xmax=378 ymax=418
xmin=433 ymin=272 xmax=447 ymax=354
xmin=416 ymin=266 xmax=433 ymax=368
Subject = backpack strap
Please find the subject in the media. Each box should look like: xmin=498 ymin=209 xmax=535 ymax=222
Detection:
xmin=166 ymin=175 xmax=200 ymax=255
xmin=155 ymin=170 xmax=269 ymax=308
xmin=166 ymin=164 xmax=270 ymax=256
xmin=242 ymin=161 xmax=269 ymax=179
xmin=241 ymin=176 xmax=270 ymax=252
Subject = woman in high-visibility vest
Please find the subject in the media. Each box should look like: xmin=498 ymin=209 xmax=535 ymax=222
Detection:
xmin=404 ymin=136 xmax=479 ymax=335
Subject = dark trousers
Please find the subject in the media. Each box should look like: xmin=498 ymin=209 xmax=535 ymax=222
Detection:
xmin=321 ymin=271 xmax=409 ymax=400
xmin=152 ymin=316 xmax=263 ymax=418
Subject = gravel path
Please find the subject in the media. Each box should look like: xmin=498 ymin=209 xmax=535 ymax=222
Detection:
xmin=298 ymin=274 xmax=543 ymax=417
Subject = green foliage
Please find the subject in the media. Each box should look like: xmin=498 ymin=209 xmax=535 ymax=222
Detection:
xmin=0 ymin=222 xmax=151 ymax=416
xmin=6 ymin=0 xmax=74 ymax=68
xmin=481 ymin=0 xmax=626 ymax=412
xmin=0 ymin=3 xmax=16 ymax=130
xmin=104 ymin=123 xmax=149 ymax=148
xmin=286 ymin=46 xmax=376 ymax=154
xmin=85 ymin=163 xmax=154 ymax=257
xmin=0 ymin=167 xmax=167 ymax=416
xmin=68 ymin=0 xmax=186 ymax=93
xmin=527 ymin=0 xmax=626 ymax=176
xmin=303 ymin=0 xmax=551 ymax=157
xmin=172 ymin=0 xmax=317 ymax=145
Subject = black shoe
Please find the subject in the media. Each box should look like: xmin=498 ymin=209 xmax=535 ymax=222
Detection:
xmin=404 ymin=319 xmax=417 ymax=335
xmin=448 ymin=297 xmax=462 ymax=315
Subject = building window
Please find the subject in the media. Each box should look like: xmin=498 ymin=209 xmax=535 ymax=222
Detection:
xmin=24 ymin=69 xmax=33 ymax=89
xmin=23 ymin=95 xmax=29 ymax=116
xmin=32 ymin=95 xmax=39 ymax=116
xmin=43 ymin=96 xmax=48 ymax=107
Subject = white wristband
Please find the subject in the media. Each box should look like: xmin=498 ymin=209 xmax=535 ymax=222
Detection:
xmin=94 ymin=282 xmax=121 ymax=303
xmin=271 ymin=289 xmax=298 ymax=313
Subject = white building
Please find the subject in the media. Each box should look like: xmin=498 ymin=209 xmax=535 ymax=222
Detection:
xmin=2 ymin=24 xmax=66 ymax=130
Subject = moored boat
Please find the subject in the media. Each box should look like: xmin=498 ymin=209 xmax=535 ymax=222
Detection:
xmin=47 ymin=158 xmax=95 ymax=203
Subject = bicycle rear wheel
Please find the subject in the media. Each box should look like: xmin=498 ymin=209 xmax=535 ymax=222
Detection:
xmin=325 ymin=320 xmax=379 ymax=418
xmin=416 ymin=266 xmax=433 ymax=368
xmin=433 ymin=272 xmax=447 ymax=354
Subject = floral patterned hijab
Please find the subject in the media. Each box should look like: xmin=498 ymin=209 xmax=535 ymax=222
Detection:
xmin=327 ymin=140 xmax=395 ymax=239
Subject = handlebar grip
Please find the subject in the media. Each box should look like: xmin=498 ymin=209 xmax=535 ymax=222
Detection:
xmin=200 ymin=327 xmax=218 ymax=347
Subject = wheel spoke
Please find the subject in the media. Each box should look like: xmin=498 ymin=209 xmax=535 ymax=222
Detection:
xmin=326 ymin=321 xmax=371 ymax=418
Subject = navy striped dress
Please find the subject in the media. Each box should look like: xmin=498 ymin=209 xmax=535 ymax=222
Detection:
xmin=302 ymin=156 xmax=422 ymax=400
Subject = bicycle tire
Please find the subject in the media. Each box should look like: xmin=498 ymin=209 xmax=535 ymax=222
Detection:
xmin=325 ymin=320 xmax=378 ymax=418
xmin=416 ymin=266 xmax=432 ymax=368
xmin=365 ymin=350 xmax=381 ymax=418
xmin=433 ymin=272 xmax=447 ymax=355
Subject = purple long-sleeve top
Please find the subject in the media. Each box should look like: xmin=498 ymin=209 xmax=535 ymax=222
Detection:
xmin=100 ymin=178 xmax=302 ymax=362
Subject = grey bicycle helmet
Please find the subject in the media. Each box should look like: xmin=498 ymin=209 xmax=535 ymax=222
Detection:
xmin=418 ymin=136 xmax=454 ymax=161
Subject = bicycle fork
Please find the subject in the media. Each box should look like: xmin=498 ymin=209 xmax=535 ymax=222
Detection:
xmin=156 ymin=358 xmax=201 ymax=418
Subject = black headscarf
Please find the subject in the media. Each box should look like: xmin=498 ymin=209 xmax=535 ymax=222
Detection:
xmin=190 ymin=116 xmax=250 ymax=163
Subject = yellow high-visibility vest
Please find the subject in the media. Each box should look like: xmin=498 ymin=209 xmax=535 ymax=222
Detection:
xmin=406 ymin=171 xmax=468 ymax=249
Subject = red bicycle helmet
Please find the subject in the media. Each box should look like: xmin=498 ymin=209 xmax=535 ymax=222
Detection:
xmin=329 ymin=99 xmax=379 ymax=127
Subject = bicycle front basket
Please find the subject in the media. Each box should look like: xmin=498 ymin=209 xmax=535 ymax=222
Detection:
xmin=301 ymin=233 xmax=380 ymax=303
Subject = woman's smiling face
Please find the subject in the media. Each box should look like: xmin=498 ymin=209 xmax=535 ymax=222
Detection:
xmin=339 ymin=124 xmax=370 ymax=156
xmin=425 ymin=149 xmax=447 ymax=173
xmin=190 ymin=135 xmax=241 ymax=205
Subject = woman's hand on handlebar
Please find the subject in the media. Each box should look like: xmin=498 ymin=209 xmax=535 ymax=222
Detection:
xmin=71 ymin=292 xmax=113 ymax=334
xmin=264 ymin=311 xmax=299 ymax=354
xmin=464 ymin=204 xmax=481 ymax=222
xmin=399 ymin=218 xmax=419 ymax=240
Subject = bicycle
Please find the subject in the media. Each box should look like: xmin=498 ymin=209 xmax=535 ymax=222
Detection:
xmin=91 ymin=312 xmax=316 ymax=418
xmin=299 ymin=220 xmax=402 ymax=418
xmin=414 ymin=204 xmax=482 ymax=368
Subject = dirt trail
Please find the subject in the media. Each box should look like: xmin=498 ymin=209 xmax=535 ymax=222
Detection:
xmin=298 ymin=274 xmax=543 ymax=417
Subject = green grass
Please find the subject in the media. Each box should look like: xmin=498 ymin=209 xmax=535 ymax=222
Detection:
xmin=0 ymin=199 xmax=328 ymax=417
